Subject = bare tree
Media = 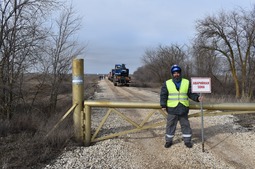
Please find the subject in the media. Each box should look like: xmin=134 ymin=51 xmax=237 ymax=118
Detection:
xmin=195 ymin=6 xmax=255 ymax=99
xmin=43 ymin=5 xmax=85 ymax=113
xmin=0 ymin=0 xmax=58 ymax=119
xmin=141 ymin=44 xmax=187 ymax=83
xmin=191 ymin=38 xmax=228 ymax=94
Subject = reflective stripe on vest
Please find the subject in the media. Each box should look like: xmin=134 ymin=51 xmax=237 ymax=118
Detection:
xmin=166 ymin=79 xmax=189 ymax=107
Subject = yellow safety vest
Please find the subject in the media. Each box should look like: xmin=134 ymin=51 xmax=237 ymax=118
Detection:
xmin=166 ymin=79 xmax=189 ymax=107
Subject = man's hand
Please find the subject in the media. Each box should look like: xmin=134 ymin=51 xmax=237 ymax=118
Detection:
xmin=198 ymin=96 xmax=204 ymax=102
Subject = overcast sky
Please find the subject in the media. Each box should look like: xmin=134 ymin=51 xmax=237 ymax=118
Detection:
xmin=72 ymin=0 xmax=254 ymax=74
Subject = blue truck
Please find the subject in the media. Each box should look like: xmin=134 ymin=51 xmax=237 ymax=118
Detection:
xmin=108 ymin=64 xmax=131 ymax=86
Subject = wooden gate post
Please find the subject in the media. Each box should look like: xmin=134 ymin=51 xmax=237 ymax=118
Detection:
xmin=84 ymin=105 xmax=91 ymax=146
xmin=72 ymin=59 xmax=84 ymax=142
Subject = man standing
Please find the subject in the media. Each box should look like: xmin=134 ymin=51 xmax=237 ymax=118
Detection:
xmin=160 ymin=65 xmax=202 ymax=148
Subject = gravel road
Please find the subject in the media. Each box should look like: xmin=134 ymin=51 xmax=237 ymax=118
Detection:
xmin=44 ymin=79 xmax=255 ymax=169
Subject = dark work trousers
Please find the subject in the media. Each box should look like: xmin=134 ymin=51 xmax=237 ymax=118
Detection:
xmin=165 ymin=113 xmax=192 ymax=143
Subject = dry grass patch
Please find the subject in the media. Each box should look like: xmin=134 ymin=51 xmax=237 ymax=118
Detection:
xmin=0 ymin=74 xmax=99 ymax=168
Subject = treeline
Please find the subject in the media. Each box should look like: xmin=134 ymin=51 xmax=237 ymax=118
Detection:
xmin=133 ymin=5 xmax=255 ymax=101
xmin=0 ymin=0 xmax=85 ymax=120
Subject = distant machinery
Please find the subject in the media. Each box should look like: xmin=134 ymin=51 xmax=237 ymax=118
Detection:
xmin=108 ymin=64 xmax=131 ymax=86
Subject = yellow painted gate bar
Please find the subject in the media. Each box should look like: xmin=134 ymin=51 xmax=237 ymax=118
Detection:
xmin=83 ymin=101 xmax=255 ymax=146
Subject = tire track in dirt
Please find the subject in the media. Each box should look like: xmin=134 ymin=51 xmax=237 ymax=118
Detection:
xmin=99 ymin=80 xmax=173 ymax=168
xmin=105 ymin=79 xmax=155 ymax=102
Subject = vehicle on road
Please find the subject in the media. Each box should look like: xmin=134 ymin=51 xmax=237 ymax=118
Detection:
xmin=108 ymin=64 xmax=131 ymax=86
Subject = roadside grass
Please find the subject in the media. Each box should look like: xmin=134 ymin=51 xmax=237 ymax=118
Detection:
xmin=0 ymin=74 xmax=99 ymax=169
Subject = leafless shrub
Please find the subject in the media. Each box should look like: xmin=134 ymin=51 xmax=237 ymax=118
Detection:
xmin=0 ymin=120 xmax=10 ymax=137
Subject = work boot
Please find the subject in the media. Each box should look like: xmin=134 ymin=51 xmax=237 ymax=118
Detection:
xmin=185 ymin=142 xmax=193 ymax=148
xmin=164 ymin=141 xmax=172 ymax=148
